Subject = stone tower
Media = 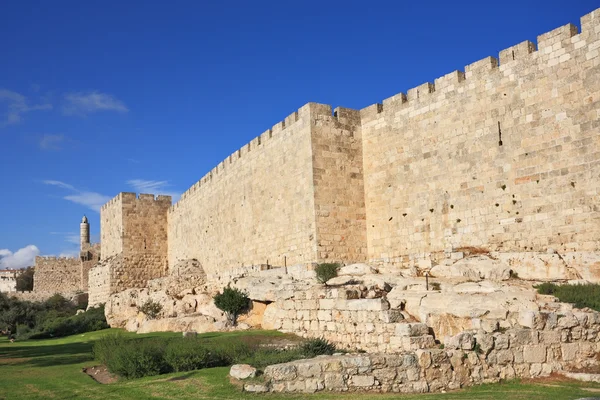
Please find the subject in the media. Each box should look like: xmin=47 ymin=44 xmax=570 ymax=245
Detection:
xmin=80 ymin=215 xmax=90 ymax=251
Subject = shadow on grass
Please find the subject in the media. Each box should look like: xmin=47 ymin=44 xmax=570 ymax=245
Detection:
xmin=0 ymin=341 xmax=93 ymax=360
xmin=25 ymin=353 xmax=93 ymax=368
xmin=168 ymin=372 xmax=196 ymax=381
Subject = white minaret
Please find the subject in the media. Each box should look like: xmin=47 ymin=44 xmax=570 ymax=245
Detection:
xmin=80 ymin=215 xmax=90 ymax=251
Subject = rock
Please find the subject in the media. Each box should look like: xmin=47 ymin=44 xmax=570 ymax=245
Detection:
xmin=430 ymin=255 xmax=511 ymax=281
xmin=264 ymin=364 xmax=297 ymax=381
xmin=349 ymin=375 xmax=375 ymax=387
xmin=230 ymin=364 xmax=257 ymax=380
xmin=444 ymin=332 xmax=475 ymax=350
xmin=182 ymin=331 xmax=197 ymax=337
xmin=338 ymin=264 xmax=378 ymax=276
xmin=76 ymin=309 xmax=85 ymax=315
xmin=523 ymin=345 xmax=547 ymax=363
xmin=137 ymin=315 xmax=217 ymax=334
xmin=244 ymin=384 xmax=269 ymax=393
xmin=326 ymin=275 xmax=361 ymax=286
xmin=395 ymin=323 xmax=429 ymax=337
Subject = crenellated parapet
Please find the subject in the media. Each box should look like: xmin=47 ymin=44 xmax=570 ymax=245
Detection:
xmin=171 ymin=102 xmax=355 ymax=212
xmin=360 ymin=9 xmax=599 ymax=124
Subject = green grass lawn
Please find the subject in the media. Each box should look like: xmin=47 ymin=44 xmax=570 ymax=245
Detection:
xmin=1 ymin=329 xmax=599 ymax=400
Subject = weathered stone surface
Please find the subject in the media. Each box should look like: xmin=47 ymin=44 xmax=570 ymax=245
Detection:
xmin=444 ymin=332 xmax=474 ymax=350
xmin=230 ymin=364 xmax=257 ymax=380
xmin=339 ymin=264 xmax=378 ymax=276
xmin=244 ymin=383 xmax=270 ymax=392
xmin=429 ymin=256 xmax=511 ymax=281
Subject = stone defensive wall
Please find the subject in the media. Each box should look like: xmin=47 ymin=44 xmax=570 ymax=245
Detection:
xmin=359 ymin=10 xmax=600 ymax=272
xmin=33 ymin=256 xmax=83 ymax=293
xmin=168 ymin=103 xmax=367 ymax=276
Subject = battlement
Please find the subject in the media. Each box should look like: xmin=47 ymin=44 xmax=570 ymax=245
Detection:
xmin=360 ymin=8 xmax=599 ymax=123
xmin=35 ymin=255 xmax=78 ymax=262
xmin=170 ymin=102 xmax=358 ymax=212
xmin=102 ymin=192 xmax=172 ymax=211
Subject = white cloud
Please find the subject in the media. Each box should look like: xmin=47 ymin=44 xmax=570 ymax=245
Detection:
xmin=43 ymin=180 xmax=77 ymax=191
xmin=63 ymin=91 xmax=128 ymax=116
xmin=42 ymin=180 xmax=111 ymax=212
xmin=0 ymin=89 xmax=52 ymax=127
xmin=127 ymin=179 xmax=181 ymax=202
xmin=0 ymin=245 xmax=40 ymax=269
xmin=39 ymin=134 xmax=65 ymax=150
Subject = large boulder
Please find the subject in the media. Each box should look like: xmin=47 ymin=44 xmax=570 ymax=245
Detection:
xmin=430 ymin=256 xmax=511 ymax=281
xmin=230 ymin=364 xmax=257 ymax=380
xmin=137 ymin=315 xmax=217 ymax=334
xmin=338 ymin=263 xmax=378 ymax=276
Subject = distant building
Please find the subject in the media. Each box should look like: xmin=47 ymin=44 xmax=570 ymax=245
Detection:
xmin=0 ymin=269 xmax=20 ymax=292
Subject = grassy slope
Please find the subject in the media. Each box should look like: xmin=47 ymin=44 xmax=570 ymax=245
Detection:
xmin=0 ymin=329 xmax=599 ymax=400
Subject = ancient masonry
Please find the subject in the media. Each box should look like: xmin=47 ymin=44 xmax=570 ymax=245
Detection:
xmin=30 ymin=216 xmax=100 ymax=297
xmin=83 ymin=8 xmax=600 ymax=306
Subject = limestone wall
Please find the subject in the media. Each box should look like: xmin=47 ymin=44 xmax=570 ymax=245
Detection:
xmin=33 ymin=256 xmax=82 ymax=293
xmin=360 ymin=10 xmax=600 ymax=269
xmin=100 ymin=195 xmax=123 ymax=259
xmin=168 ymin=103 xmax=322 ymax=275
xmin=87 ymin=259 xmax=112 ymax=307
xmin=311 ymin=107 xmax=367 ymax=262
xmin=258 ymin=308 xmax=600 ymax=394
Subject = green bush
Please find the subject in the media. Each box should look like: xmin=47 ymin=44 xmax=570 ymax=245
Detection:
xmin=137 ymin=299 xmax=163 ymax=320
xmin=29 ymin=305 xmax=109 ymax=339
xmin=164 ymin=338 xmax=213 ymax=372
xmin=15 ymin=267 xmax=34 ymax=291
xmin=213 ymin=286 xmax=249 ymax=325
xmin=113 ymin=339 xmax=170 ymax=379
xmin=92 ymin=333 xmax=320 ymax=380
xmin=315 ymin=263 xmax=340 ymax=284
xmin=0 ymin=293 xmax=106 ymax=339
xmin=534 ymin=283 xmax=600 ymax=311
xmin=92 ymin=332 xmax=124 ymax=365
xmin=300 ymin=337 xmax=336 ymax=357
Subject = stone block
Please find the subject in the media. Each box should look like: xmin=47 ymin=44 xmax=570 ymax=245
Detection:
xmin=323 ymin=373 xmax=345 ymax=389
xmin=264 ymin=364 xmax=297 ymax=381
xmin=297 ymin=361 xmax=322 ymax=377
xmin=244 ymin=384 xmax=269 ymax=393
xmin=346 ymin=298 xmax=390 ymax=311
xmin=523 ymin=345 xmax=547 ymax=363
xmin=561 ymin=343 xmax=578 ymax=361
xmin=350 ymin=375 xmax=375 ymax=387
xmin=444 ymin=332 xmax=475 ymax=350
xmin=395 ymin=323 xmax=430 ymax=337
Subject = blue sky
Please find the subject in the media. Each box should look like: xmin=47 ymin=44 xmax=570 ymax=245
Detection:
xmin=0 ymin=0 xmax=597 ymax=268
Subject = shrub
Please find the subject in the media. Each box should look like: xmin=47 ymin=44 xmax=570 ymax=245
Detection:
xmin=315 ymin=263 xmax=340 ymax=284
xmin=29 ymin=304 xmax=109 ymax=339
xmin=534 ymin=282 xmax=557 ymax=295
xmin=93 ymin=332 xmax=125 ymax=365
xmin=111 ymin=339 xmax=170 ymax=379
xmin=300 ymin=337 xmax=336 ymax=357
xmin=15 ymin=267 xmax=34 ymax=291
xmin=164 ymin=338 xmax=215 ymax=372
xmin=137 ymin=299 xmax=163 ymax=320
xmin=213 ymin=286 xmax=249 ymax=325
xmin=534 ymin=283 xmax=600 ymax=311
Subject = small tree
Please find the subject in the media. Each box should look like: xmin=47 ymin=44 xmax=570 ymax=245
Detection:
xmin=138 ymin=299 xmax=163 ymax=320
xmin=213 ymin=286 xmax=249 ymax=326
xmin=16 ymin=267 xmax=34 ymax=291
xmin=315 ymin=263 xmax=340 ymax=284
